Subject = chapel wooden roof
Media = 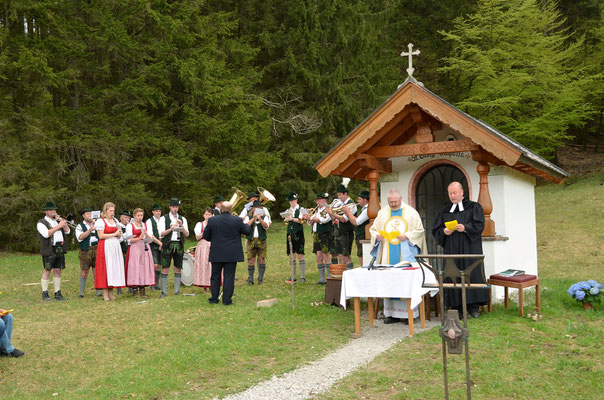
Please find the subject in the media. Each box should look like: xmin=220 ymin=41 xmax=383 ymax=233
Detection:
xmin=314 ymin=79 xmax=568 ymax=184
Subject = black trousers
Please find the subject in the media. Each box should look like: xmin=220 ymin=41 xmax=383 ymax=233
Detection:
xmin=210 ymin=261 xmax=237 ymax=305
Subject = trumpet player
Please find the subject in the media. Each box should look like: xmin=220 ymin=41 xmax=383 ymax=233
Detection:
xmin=75 ymin=207 xmax=99 ymax=298
xmin=342 ymin=190 xmax=370 ymax=266
xmin=310 ymin=193 xmax=332 ymax=285
xmin=36 ymin=202 xmax=70 ymax=301
xmin=238 ymin=192 xmax=259 ymax=219
xmin=243 ymin=200 xmax=271 ymax=285
xmin=326 ymin=184 xmax=357 ymax=270
xmin=284 ymin=192 xmax=306 ymax=283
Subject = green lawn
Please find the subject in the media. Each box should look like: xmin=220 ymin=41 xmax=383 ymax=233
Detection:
xmin=1 ymin=174 xmax=602 ymax=399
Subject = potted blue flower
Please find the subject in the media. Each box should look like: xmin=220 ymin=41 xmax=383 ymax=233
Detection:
xmin=567 ymin=280 xmax=602 ymax=309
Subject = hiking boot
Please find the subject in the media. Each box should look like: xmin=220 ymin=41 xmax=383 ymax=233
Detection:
xmin=160 ymin=292 xmax=166 ymax=298
xmin=42 ymin=291 xmax=51 ymax=301
xmin=54 ymin=291 xmax=67 ymax=301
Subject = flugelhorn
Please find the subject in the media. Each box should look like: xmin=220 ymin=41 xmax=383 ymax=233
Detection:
xmin=257 ymin=187 xmax=276 ymax=205
xmin=329 ymin=202 xmax=359 ymax=215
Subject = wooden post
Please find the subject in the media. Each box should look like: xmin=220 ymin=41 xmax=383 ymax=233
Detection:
xmin=476 ymin=161 xmax=495 ymax=236
xmin=366 ymin=169 xmax=380 ymax=238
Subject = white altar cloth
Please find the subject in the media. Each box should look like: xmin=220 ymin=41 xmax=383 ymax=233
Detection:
xmin=340 ymin=263 xmax=438 ymax=310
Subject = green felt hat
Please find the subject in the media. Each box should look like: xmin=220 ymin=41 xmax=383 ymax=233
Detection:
xmin=80 ymin=207 xmax=92 ymax=216
xmin=42 ymin=201 xmax=57 ymax=210
xmin=247 ymin=192 xmax=259 ymax=200
xmin=252 ymin=200 xmax=263 ymax=207
xmin=213 ymin=195 xmax=225 ymax=203
xmin=151 ymin=203 xmax=162 ymax=211
xmin=358 ymin=190 xmax=370 ymax=199
xmin=119 ymin=209 xmax=132 ymax=217
xmin=316 ymin=192 xmax=329 ymax=200
xmin=168 ymin=198 xmax=181 ymax=206
xmin=336 ymin=184 xmax=348 ymax=194
xmin=286 ymin=192 xmax=299 ymax=201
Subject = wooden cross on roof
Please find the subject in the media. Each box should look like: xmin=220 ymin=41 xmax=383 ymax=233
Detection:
xmin=400 ymin=43 xmax=420 ymax=79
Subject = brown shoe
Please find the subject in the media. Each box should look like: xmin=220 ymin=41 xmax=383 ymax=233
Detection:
xmin=140 ymin=287 xmax=148 ymax=298
xmin=132 ymin=287 xmax=139 ymax=297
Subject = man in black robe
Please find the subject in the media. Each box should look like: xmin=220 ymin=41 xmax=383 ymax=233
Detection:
xmin=432 ymin=181 xmax=489 ymax=318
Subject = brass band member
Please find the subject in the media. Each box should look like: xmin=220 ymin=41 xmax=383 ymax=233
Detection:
xmin=243 ymin=200 xmax=271 ymax=285
xmin=239 ymin=192 xmax=259 ymax=219
xmin=146 ymin=203 xmax=163 ymax=291
xmin=75 ymin=207 xmax=99 ymax=298
xmin=158 ymin=198 xmax=189 ymax=298
xmin=310 ymin=193 xmax=331 ymax=285
xmin=213 ymin=195 xmax=225 ymax=216
xmin=36 ymin=202 xmax=70 ymax=301
xmin=342 ymin=190 xmax=370 ymax=266
xmin=284 ymin=192 xmax=306 ymax=283
xmin=326 ymin=184 xmax=357 ymax=270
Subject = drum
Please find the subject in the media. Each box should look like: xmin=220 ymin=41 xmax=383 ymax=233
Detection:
xmin=181 ymin=253 xmax=195 ymax=286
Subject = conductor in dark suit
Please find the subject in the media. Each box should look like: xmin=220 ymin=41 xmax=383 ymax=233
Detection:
xmin=202 ymin=201 xmax=252 ymax=305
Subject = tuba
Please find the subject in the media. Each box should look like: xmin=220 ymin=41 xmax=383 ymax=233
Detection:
xmin=257 ymin=187 xmax=276 ymax=205
xmin=228 ymin=187 xmax=247 ymax=214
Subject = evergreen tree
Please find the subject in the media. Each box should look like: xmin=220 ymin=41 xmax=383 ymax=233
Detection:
xmin=438 ymin=0 xmax=597 ymax=158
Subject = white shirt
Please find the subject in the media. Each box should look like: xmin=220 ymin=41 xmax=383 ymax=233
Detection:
xmin=158 ymin=213 xmax=189 ymax=241
xmin=37 ymin=216 xmax=70 ymax=245
xmin=239 ymin=201 xmax=254 ymax=218
xmin=145 ymin=216 xmax=162 ymax=239
xmin=312 ymin=205 xmax=331 ymax=233
xmin=243 ymin=207 xmax=272 ymax=238
xmin=355 ymin=205 xmax=369 ymax=226
xmin=339 ymin=197 xmax=357 ymax=223
xmin=194 ymin=221 xmax=205 ymax=236
xmin=75 ymin=221 xmax=98 ymax=245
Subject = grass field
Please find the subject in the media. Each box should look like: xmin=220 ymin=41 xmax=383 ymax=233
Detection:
xmin=1 ymin=173 xmax=603 ymax=399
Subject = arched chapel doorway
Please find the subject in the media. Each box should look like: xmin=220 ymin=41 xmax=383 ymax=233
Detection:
xmin=414 ymin=164 xmax=469 ymax=257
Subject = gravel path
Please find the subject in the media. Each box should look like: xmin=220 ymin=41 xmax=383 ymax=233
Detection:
xmin=220 ymin=314 xmax=439 ymax=400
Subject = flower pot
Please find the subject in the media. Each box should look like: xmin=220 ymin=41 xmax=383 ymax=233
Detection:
xmin=329 ymin=264 xmax=346 ymax=278
xmin=583 ymin=302 xmax=594 ymax=310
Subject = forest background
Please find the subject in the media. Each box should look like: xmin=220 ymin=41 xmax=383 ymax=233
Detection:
xmin=1 ymin=0 xmax=602 ymax=252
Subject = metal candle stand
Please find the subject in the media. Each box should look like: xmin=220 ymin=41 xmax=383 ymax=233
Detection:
xmin=416 ymin=254 xmax=489 ymax=400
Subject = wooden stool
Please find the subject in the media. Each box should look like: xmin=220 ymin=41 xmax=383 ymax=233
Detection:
xmin=487 ymin=274 xmax=540 ymax=317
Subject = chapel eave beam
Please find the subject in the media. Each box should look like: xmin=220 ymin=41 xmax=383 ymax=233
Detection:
xmin=367 ymin=140 xmax=479 ymax=158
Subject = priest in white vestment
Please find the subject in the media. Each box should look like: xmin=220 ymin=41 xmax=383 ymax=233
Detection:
xmin=369 ymin=188 xmax=427 ymax=324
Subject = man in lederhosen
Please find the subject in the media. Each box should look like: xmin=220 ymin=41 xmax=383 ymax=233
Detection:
xmin=243 ymin=200 xmax=271 ymax=285
xmin=213 ymin=195 xmax=225 ymax=216
xmin=326 ymin=184 xmax=357 ymax=270
xmin=36 ymin=202 xmax=70 ymax=301
xmin=284 ymin=192 xmax=306 ymax=283
xmin=342 ymin=190 xmax=370 ymax=266
xmin=309 ymin=192 xmax=332 ymax=285
xmin=158 ymin=198 xmax=189 ymax=298
xmin=146 ymin=203 xmax=163 ymax=290
xmin=75 ymin=207 xmax=99 ymax=298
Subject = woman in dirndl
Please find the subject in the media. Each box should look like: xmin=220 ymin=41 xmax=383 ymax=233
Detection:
xmin=125 ymin=208 xmax=158 ymax=297
xmin=95 ymin=202 xmax=126 ymax=301
xmin=193 ymin=207 xmax=213 ymax=291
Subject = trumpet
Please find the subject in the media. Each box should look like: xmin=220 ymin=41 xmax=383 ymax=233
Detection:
xmin=304 ymin=207 xmax=317 ymax=225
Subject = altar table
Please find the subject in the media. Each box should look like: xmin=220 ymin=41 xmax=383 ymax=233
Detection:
xmin=340 ymin=264 xmax=438 ymax=336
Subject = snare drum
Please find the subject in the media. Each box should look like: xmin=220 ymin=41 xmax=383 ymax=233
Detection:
xmin=181 ymin=253 xmax=195 ymax=286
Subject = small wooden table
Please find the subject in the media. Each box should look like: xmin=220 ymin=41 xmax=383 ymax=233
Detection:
xmin=487 ymin=274 xmax=540 ymax=317
xmin=353 ymin=296 xmax=426 ymax=336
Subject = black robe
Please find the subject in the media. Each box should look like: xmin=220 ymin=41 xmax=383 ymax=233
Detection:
xmin=432 ymin=199 xmax=489 ymax=308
